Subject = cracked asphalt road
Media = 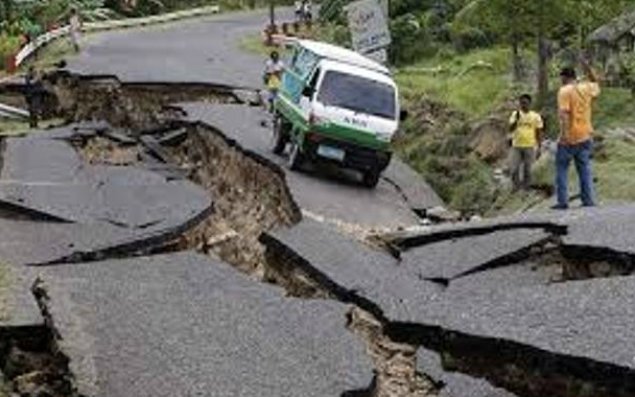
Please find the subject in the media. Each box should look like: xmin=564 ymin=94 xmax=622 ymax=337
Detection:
xmin=64 ymin=8 xmax=442 ymax=228
xmin=68 ymin=9 xmax=292 ymax=87
xmin=2 ymin=7 xmax=635 ymax=397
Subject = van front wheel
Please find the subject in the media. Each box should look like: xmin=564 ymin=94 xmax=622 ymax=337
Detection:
xmin=362 ymin=169 xmax=380 ymax=188
xmin=288 ymin=142 xmax=305 ymax=171
xmin=272 ymin=117 xmax=288 ymax=155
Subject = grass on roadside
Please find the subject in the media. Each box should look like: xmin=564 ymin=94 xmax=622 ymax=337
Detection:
xmin=239 ymin=33 xmax=275 ymax=57
xmin=0 ymin=118 xmax=65 ymax=136
xmin=395 ymin=47 xmax=522 ymax=118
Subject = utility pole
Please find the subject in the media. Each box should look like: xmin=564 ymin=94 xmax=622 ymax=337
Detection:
xmin=269 ymin=0 xmax=276 ymax=30
xmin=266 ymin=0 xmax=276 ymax=46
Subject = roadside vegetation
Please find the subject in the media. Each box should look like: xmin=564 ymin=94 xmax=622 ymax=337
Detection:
xmin=314 ymin=0 xmax=635 ymax=216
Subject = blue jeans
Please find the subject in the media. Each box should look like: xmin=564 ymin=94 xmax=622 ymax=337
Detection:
xmin=555 ymin=140 xmax=595 ymax=207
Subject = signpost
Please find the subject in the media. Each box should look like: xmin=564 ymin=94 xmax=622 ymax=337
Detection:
xmin=345 ymin=0 xmax=391 ymax=63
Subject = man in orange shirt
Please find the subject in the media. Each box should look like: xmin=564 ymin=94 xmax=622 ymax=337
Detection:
xmin=554 ymin=59 xmax=600 ymax=210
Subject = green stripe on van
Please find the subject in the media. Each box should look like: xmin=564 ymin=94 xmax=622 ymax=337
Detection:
xmin=275 ymin=96 xmax=391 ymax=151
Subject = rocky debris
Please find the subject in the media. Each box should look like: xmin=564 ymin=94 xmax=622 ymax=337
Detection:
xmin=417 ymin=348 xmax=518 ymax=397
xmin=36 ymin=252 xmax=375 ymax=397
xmin=350 ymin=308 xmax=439 ymax=397
xmin=470 ymin=117 xmax=509 ymax=164
xmin=233 ymin=89 xmax=262 ymax=106
xmin=79 ymin=136 xmax=139 ymax=165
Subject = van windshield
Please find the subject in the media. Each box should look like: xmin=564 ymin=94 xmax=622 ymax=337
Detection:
xmin=317 ymin=71 xmax=396 ymax=120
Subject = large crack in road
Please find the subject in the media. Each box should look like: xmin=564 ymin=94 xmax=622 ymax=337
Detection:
xmin=2 ymin=66 xmax=635 ymax=397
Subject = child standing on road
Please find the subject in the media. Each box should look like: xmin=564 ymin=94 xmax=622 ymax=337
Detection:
xmin=264 ymin=51 xmax=284 ymax=113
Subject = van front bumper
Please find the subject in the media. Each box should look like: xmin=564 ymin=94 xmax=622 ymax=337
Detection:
xmin=304 ymin=136 xmax=392 ymax=172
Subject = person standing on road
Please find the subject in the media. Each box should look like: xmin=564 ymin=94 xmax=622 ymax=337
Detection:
xmin=508 ymin=94 xmax=543 ymax=190
xmin=295 ymin=0 xmax=304 ymax=21
xmin=554 ymin=59 xmax=601 ymax=210
xmin=69 ymin=8 xmax=82 ymax=53
xmin=264 ymin=51 xmax=284 ymax=113
xmin=303 ymin=0 xmax=313 ymax=22
xmin=25 ymin=66 xmax=44 ymax=129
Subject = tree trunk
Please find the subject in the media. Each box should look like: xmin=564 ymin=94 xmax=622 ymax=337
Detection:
xmin=537 ymin=34 xmax=550 ymax=108
xmin=512 ymin=35 xmax=523 ymax=82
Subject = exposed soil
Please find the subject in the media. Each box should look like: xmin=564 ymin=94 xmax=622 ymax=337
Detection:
xmin=168 ymin=123 xmax=301 ymax=277
xmin=349 ymin=308 xmax=440 ymax=397
xmin=76 ymin=136 xmax=139 ymax=166
xmin=41 ymin=72 xmax=238 ymax=131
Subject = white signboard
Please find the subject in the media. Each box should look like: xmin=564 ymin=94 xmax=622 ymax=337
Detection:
xmin=345 ymin=0 xmax=391 ymax=54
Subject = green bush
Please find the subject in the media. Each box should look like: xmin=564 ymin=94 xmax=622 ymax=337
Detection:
xmin=0 ymin=33 xmax=21 ymax=70
xmin=451 ymin=26 xmax=491 ymax=53
xmin=390 ymin=13 xmax=435 ymax=65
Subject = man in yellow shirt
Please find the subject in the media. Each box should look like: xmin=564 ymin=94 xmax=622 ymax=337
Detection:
xmin=555 ymin=59 xmax=600 ymax=209
xmin=509 ymin=94 xmax=543 ymax=190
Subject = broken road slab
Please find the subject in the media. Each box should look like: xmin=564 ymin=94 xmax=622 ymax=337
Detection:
xmin=0 ymin=134 xmax=212 ymax=231
xmin=261 ymin=219 xmax=445 ymax=320
xmin=2 ymin=136 xmax=86 ymax=184
xmin=262 ymin=216 xmax=635 ymax=395
xmin=37 ymin=252 xmax=374 ymax=397
xmin=0 ymin=265 xmax=43 ymax=329
xmin=405 ymin=274 xmax=635 ymax=396
xmin=179 ymin=102 xmax=441 ymax=228
xmin=0 ymin=217 xmax=169 ymax=265
xmin=563 ymin=204 xmax=635 ymax=254
xmin=400 ymin=228 xmax=551 ymax=282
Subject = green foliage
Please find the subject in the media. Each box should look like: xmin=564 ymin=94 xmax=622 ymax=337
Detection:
xmin=389 ymin=13 xmax=434 ymax=65
xmin=0 ymin=33 xmax=21 ymax=70
xmin=450 ymin=25 xmax=490 ymax=52
xmin=594 ymin=87 xmax=635 ymax=129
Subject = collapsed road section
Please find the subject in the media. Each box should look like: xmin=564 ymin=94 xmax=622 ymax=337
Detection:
xmin=3 ymin=72 xmax=635 ymax=397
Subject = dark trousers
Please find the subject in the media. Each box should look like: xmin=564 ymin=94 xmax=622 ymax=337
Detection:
xmin=510 ymin=147 xmax=535 ymax=189
xmin=27 ymin=96 xmax=41 ymax=128
xmin=556 ymin=139 xmax=595 ymax=207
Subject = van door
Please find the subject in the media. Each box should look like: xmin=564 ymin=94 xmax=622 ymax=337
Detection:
xmin=299 ymin=67 xmax=321 ymax=116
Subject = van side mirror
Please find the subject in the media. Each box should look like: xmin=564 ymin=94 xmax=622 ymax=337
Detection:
xmin=302 ymin=86 xmax=314 ymax=98
xmin=400 ymin=109 xmax=409 ymax=121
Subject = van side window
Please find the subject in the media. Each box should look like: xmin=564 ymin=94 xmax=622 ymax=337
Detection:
xmin=293 ymin=49 xmax=319 ymax=80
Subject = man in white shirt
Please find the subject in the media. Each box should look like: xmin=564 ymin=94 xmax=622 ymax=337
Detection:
xmin=69 ymin=8 xmax=82 ymax=52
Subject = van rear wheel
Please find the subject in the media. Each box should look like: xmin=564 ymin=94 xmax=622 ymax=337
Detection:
xmin=272 ymin=117 xmax=288 ymax=155
xmin=362 ymin=169 xmax=380 ymax=188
